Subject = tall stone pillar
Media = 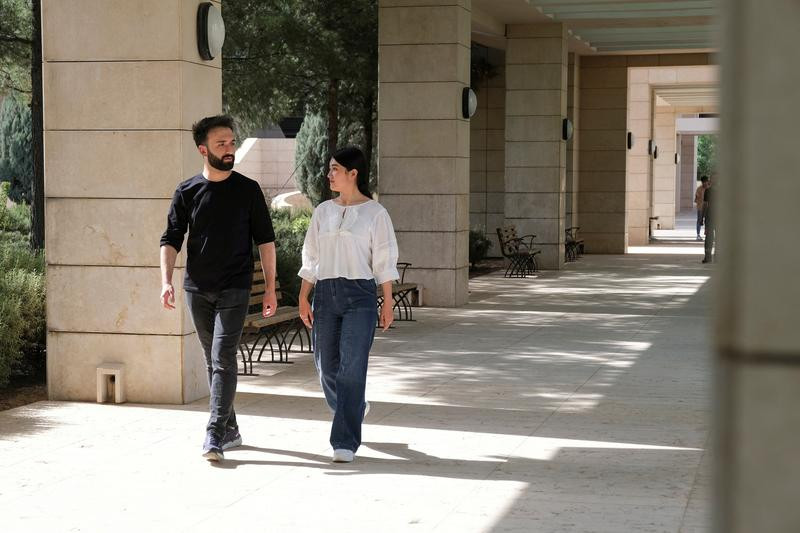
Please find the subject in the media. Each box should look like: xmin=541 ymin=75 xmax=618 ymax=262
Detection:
xmin=716 ymin=0 xmax=800 ymax=531
xmin=652 ymin=105 xmax=678 ymax=229
xmin=43 ymin=0 xmax=221 ymax=403
xmin=504 ymin=23 xmax=568 ymax=269
xmin=378 ymin=0 xmax=471 ymax=307
xmin=566 ymin=52 xmax=580 ymax=231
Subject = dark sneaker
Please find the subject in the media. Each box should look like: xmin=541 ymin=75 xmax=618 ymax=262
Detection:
xmin=221 ymin=427 xmax=242 ymax=451
xmin=202 ymin=433 xmax=224 ymax=462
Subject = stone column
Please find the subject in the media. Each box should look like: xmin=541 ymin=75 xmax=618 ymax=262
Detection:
xmin=378 ymin=0 xmax=471 ymax=307
xmin=504 ymin=23 xmax=568 ymax=269
xmin=716 ymin=0 xmax=800 ymax=531
xmin=566 ymin=52 xmax=580 ymax=231
xmin=43 ymin=0 xmax=221 ymax=403
xmin=579 ymin=56 xmax=628 ymax=253
xmin=653 ymin=105 xmax=678 ymax=229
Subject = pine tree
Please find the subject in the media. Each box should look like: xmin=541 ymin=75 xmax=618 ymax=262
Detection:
xmin=0 ymin=96 xmax=33 ymax=204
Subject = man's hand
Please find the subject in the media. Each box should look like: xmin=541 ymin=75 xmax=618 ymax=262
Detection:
xmin=161 ymin=283 xmax=175 ymax=310
xmin=262 ymin=289 xmax=278 ymax=318
xmin=299 ymin=298 xmax=313 ymax=329
xmin=379 ymin=301 xmax=394 ymax=332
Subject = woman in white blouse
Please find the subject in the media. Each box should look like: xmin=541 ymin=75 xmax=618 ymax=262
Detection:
xmin=298 ymin=146 xmax=399 ymax=463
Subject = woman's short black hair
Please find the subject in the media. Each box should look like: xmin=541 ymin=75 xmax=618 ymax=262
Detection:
xmin=192 ymin=115 xmax=235 ymax=146
xmin=332 ymin=146 xmax=372 ymax=199
xmin=700 ymin=175 xmax=709 ymax=183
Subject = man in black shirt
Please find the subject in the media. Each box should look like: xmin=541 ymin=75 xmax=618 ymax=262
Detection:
xmin=160 ymin=115 xmax=277 ymax=462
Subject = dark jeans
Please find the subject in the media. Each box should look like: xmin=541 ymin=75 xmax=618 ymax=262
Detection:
xmin=185 ymin=287 xmax=250 ymax=439
xmin=696 ymin=208 xmax=704 ymax=237
xmin=313 ymin=278 xmax=377 ymax=452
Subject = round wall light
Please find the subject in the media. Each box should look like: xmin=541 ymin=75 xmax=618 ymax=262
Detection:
xmin=462 ymin=87 xmax=477 ymax=119
xmin=197 ymin=2 xmax=225 ymax=60
xmin=562 ymin=118 xmax=574 ymax=141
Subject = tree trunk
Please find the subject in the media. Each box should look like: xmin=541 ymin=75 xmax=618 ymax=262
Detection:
xmin=323 ymin=78 xmax=339 ymax=202
xmin=362 ymin=89 xmax=375 ymax=190
xmin=29 ymin=0 xmax=44 ymax=250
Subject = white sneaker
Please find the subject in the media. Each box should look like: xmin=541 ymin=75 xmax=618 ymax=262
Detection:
xmin=364 ymin=401 xmax=370 ymax=420
xmin=332 ymin=449 xmax=355 ymax=463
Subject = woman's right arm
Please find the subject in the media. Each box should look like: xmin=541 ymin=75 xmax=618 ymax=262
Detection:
xmin=298 ymin=208 xmax=321 ymax=327
xmin=299 ymin=279 xmax=314 ymax=328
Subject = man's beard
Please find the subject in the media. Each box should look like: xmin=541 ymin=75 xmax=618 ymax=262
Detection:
xmin=208 ymin=150 xmax=235 ymax=171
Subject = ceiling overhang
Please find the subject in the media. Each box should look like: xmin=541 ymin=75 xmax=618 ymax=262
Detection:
xmin=471 ymin=0 xmax=719 ymax=55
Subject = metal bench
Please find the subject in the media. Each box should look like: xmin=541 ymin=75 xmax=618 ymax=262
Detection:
xmin=565 ymin=226 xmax=584 ymax=262
xmin=496 ymin=226 xmax=541 ymax=278
xmin=376 ymin=262 xmax=419 ymax=321
xmin=238 ymin=260 xmax=310 ymax=375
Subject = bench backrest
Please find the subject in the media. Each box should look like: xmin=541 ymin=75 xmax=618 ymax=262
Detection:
xmin=565 ymin=226 xmax=580 ymax=243
xmin=249 ymin=260 xmax=282 ymax=315
xmin=496 ymin=226 xmax=522 ymax=257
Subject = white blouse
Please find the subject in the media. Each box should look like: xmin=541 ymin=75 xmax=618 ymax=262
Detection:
xmin=298 ymin=199 xmax=400 ymax=285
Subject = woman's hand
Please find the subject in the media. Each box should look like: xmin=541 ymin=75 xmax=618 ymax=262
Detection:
xmin=299 ymin=297 xmax=314 ymax=329
xmin=379 ymin=301 xmax=394 ymax=331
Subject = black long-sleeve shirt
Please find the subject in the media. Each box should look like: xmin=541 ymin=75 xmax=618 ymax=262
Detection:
xmin=160 ymin=172 xmax=275 ymax=292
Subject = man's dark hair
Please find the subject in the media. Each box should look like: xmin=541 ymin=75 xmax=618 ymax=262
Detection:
xmin=192 ymin=115 xmax=235 ymax=147
xmin=700 ymin=175 xmax=709 ymax=183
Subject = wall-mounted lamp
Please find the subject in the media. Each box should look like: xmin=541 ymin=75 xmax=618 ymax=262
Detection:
xmin=197 ymin=2 xmax=226 ymax=60
xmin=562 ymin=118 xmax=574 ymax=141
xmin=462 ymin=87 xmax=477 ymax=119
xmin=674 ymin=153 xmax=680 ymax=164
xmin=653 ymin=146 xmax=659 ymax=159
xmin=627 ymin=132 xmax=635 ymax=150
xmin=647 ymin=139 xmax=654 ymax=155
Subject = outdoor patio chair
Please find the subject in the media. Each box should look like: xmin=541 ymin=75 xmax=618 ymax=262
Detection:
xmin=496 ymin=226 xmax=541 ymax=278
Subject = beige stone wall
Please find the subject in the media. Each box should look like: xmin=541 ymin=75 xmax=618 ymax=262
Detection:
xmin=378 ymin=0 xmax=471 ymax=307
xmin=504 ymin=23 xmax=568 ymax=269
xmin=626 ymin=65 xmax=718 ymax=240
xmin=234 ymin=138 xmax=297 ymax=200
xmin=469 ymin=47 xmax=505 ymax=258
xmin=43 ymin=0 xmax=222 ymax=403
xmin=580 ymin=55 xmax=714 ymax=251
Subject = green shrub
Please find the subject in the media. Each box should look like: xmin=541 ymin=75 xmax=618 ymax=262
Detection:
xmin=0 ymin=184 xmax=45 ymax=387
xmin=469 ymin=228 xmax=492 ymax=268
xmin=266 ymin=208 xmax=311 ymax=306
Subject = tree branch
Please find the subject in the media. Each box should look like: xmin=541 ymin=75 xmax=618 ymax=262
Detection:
xmin=0 ymin=34 xmax=32 ymax=45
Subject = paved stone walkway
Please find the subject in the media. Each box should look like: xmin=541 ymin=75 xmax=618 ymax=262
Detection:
xmin=0 ymin=251 xmax=712 ymax=532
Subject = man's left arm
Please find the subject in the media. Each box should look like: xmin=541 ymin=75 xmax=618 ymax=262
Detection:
xmin=258 ymin=242 xmax=277 ymax=317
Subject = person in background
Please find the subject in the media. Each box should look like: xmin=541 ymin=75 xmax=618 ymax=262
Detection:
xmin=695 ymin=175 xmax=710 ymax=241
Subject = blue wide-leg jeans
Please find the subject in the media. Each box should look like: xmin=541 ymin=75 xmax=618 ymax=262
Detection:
xmin=313 ymin=278 xmax=377 ymax=453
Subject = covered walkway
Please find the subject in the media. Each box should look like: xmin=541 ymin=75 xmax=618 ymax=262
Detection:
xmin=1 ymin=251 xmax=711 ymax=532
